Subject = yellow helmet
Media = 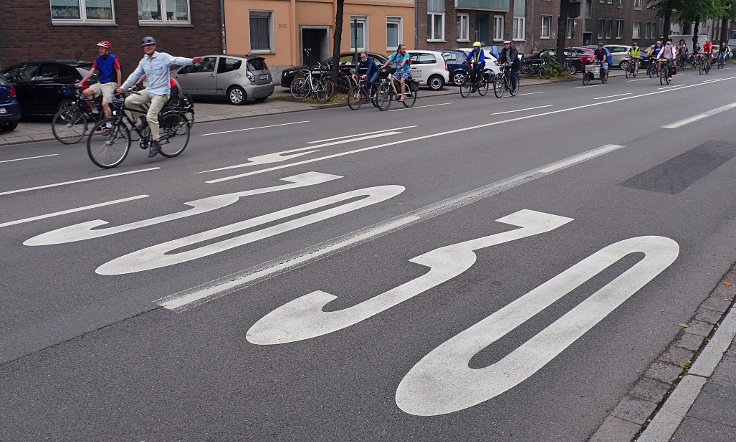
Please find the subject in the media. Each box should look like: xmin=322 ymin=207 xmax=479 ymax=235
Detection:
xmin=473 ymin=41 xmax=482 ymax=47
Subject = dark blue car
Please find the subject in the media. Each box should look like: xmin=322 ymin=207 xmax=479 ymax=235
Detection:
xmin=0 ymin=74 xmax=21 ymax=132
xmin=440 ymin=50 xmax=471 ymax=85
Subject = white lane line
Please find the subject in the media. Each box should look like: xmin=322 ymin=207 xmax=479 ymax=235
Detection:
xmin=0 ymin=195 xmax=148 ymax=228
xmin=209 ymin=77 xmax=735 ymax=182
xmin=200 ymin=120 xmax=310 ymax=137
xmin=663 ymin=101 xmax=736 ymax=128
xmin=0 ymin=167 xmax=159 ymax=197
xmin=158 ymin=144 xmax=624 ymax=311
xmin=308 ymin=126 xmax=417 ymax=144
xmin=593 ymin=92 xmax=631 ymax=100
xmin=0 ymin=154 xmax=59 ymax=164
xmin=575 ymin=84 xmax=605 ymax=88
xmin=490 ymin=105 xmax=552 ymax=115
xmin=387 ymin=102 xmax=452 ymax=112
xmin=627 ymin=78 xmax=647 ymax=82
xmin=518 ymin=92 xmax=543 ymax=96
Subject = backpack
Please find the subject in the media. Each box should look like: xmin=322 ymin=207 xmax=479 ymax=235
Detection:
xmin=605 ymin=48 xmax=613 ymax=66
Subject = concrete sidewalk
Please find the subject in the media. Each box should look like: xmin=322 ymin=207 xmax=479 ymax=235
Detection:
xmin=0 ymin=70 xmax=626 ymax=147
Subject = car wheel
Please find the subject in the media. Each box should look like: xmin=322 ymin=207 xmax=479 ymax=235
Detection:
xmin=428 ymin=75 xmax=445 ymax=91
xmin=227 ymin=86 xmax=246 ymax=105
xmin=0 ymin=121 xmax=19 ymax=132
xmin=452 ymin=71 xmax=466 ymax=85
xmin=567 ymin=63 xmax=577 ymax=75
xmin=619 ymin=60 xmax=629 ymax=71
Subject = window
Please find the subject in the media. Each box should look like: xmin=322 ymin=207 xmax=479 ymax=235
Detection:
xmin=350 ymin=16 xmax=367 ymax=50
xmin=645 ymin=22 xmax=651 ymax=39
xmin=410 ymin=53 xmax=437 ymax=64
xmin=541 ymin=15 xmax=552 ymax=39
xmin=633 ymin=21 xmax=641 ymax=39
xmin=138 ymin=0 xmax=190 ymax=23
xmin=217 ymin=57 xmax=242 ymax=74
xmin=617 ymin=0 xmax=623 ymax=6
xmin=651 ymin=23 xmax=657 ymax=39
xmin=597 ymin=19 xmax=605 ymax=39
xmin=616 ymin=20 xmax=624 ymax=38
xmin=387 ymin=17 xmax=402 ymax=49
xmin=50 ymin=0 xmax=114 ymax=23
xmin=427 ymin=0 xmax=444 ymax=41
xmin=457 ymin=14 xmax=469 ymax=41
xmin=513 ymin=0 xmax=525 ymax=16
xmin=567 ymin=19 xmax=575 ymax=39
xmin=585 ymin=0 xmax=592 ymax=19
xmin=494 ymin=16 xmax=504 ymax=41
xmin=513 ymin=17 xmax=525 ymax=41
xmin=606 ymin=19 xmax=613 ymax=38
xmin=249 ymin=11 xmax=273 ymax=52
xmin=634 ymin=0 xmax=642 ymax=8
xmin=37 ymin=64 xmax=78 ymax=80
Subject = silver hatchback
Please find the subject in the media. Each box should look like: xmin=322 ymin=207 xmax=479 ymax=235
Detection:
xmin=173 ymin=55 xmax=274 ymax=105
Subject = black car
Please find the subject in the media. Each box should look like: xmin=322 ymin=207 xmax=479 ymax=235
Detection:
xmin=280 ymin=52 xmax=388 ymax=88
xmin=440 ymin=50 xmax=472 ymax=85
xmin=0 ymin=74 xmax=21 ymax=132
xmin=526 ymin=49 xmax=582 ymax=74
xmin=0 ymin=60 xmax=94 ymax=116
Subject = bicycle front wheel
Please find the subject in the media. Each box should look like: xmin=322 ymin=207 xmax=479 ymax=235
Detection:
xmin=158 ymin=113 xmax=190 ymax=158
xmin=316 ymin=77 xmax=335 ymax=102
xmin=478 ymin=74 xmax=489 ymax=96
xmin=493 ymin=75 xmax=506 ymax=98
xmin=290 ymin=73 xmax=310 ymax=99
xmin=347 ymin=85 xmax=364 ymax=110
xmin=52 ymin=108 xmax=88 ymax=144
xmin=375 ymin=81 xmax=393 ymax=111
xmin=402 ymin=87 xmax=417 ymax=108
xmin=87 ymin=119 xmax=131 ymax=169
xmin=509 ymin=76 xmax=519 ymax=96
xmin=459 ymin=75 xmax=472 ymax=98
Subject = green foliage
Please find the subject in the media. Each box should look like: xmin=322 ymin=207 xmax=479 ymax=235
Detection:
xmin=539 ymin=54 xmax=567 ymax=77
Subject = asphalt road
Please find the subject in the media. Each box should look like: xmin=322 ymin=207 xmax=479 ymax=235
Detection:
xmin=2 ymin=67 xmax=736 ymax=440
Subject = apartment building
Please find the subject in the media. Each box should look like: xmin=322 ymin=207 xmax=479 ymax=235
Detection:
xmin=225 ymin=0 xmax=415 ymax=72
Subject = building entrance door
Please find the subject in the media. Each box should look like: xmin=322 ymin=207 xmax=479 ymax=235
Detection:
xmin=301 ymin=28 xmax=329 ymax=66
xmin=475 ymin=15 xmax=489 ymax=45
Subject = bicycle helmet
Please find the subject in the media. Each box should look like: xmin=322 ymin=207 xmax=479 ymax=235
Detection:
xmin=473 ymin=41 xmax=482 ymax=47
xmin=97 ymin=41 xmax=112 ymax=49
xmin=140 ymin=36 xmax=157 ymax=47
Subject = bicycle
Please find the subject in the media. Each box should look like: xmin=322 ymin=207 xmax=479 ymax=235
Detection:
xmin=700 ymin=53 xmax=711 ymax=75
xmin=659 ymin=59 xmax=673 ymax=85
xmin=290 ymin=62 xmax=335 ymax=102
xmin=717 ymin=52 xmax=726 ymax=69
xmin=625 ymin=57 xmax=640 ymax=78
xmin=86 ymin=91 xmax=190 ymax=169
xmin=51 ymin=84 xmax=105 ymax=144
xmin=374 ymin=68 xmax=417 ymax=111
xmin=346 ymin=75 xmax=378 ymax=111
xmin=493 ymin=63 xmax=519 ymax=97
xmin=582 ymin=62 xmax=606 ymax=85
xmin=647 ymin=60 xmax=658 ymax=78
xmin=459 ymin=62 xmax=489 ymax=98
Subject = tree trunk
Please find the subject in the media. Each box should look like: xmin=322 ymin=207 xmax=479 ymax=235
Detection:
xmin=662 ymin=6 xmax=672 ymax=42
xmin=556 ymin=0 xmax=571 ymax=66
xmin=693 ymin=19 xmax=700 ymax=51
xmin=332 ymin=0 xmax=345 ymax=77
xmin=720 ymin=17 xmax=729 ymax=46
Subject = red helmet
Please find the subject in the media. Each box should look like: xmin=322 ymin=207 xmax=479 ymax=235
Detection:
xmin=97 ymin=41 xmax=112 ymax=49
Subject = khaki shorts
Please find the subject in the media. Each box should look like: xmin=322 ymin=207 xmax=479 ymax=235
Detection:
xmin=87 ymin=82 xmax=117 ymax=103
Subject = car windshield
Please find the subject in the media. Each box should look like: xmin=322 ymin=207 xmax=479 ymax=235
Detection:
xmin=247 ymin=58 xmax=268 ymax=71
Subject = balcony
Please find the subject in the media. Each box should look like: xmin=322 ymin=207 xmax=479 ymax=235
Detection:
xmin=455 ymin=0 xmax=509 ymax=12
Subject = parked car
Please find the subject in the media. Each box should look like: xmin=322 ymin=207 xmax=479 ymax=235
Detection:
xmin=526 ymin=48 xmax=582 ymax=74
xmin=280 ymin=52 xmax=388 ymax=88
xmin=604 ymin=45 xmax=632 ymax=69
xmin=440 ymin=49 xmax=471 ymax=85
xmin=405 ymin=50 xmax=450 ymax=90
xmin=570 ymin=47 xmax=596 ymax=65
xmin=0 ymin=74 xmax=21 ymax=132
xmin=459 ymin=47 xmax=501 ymax=76
xmin=173 ymin=55 xmax=274 ymax=105
xmin=0 ymin=60 xmax=93 ymax=116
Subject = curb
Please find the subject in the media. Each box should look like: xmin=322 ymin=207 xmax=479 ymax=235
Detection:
xmin=589 ymin=266 xmax=736 ymax=441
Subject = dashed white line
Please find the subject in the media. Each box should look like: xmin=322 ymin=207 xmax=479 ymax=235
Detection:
xmin=575 ymin=84 xmax=606 ymax=88
xmin=308 ymin=126 xmax=416 ymax=144
xmin=200 ymin=120 xmax=310 ymax=137
xmin=0 ymin=154 xmax=59 ymax=164
xmin=490 ymin=105 xmax=552 ymax=115
xmin=387 ymin=102 xmax=452 ymax=112
xmin=593 ymin=92 xmax=632 ymax=100
xmin=518 ymin=92 xmax=543 ymax=96
xmin=0 ymin=195 xmax=149 ymax=228
xmin=0 ymin=167 xmax=159 ymax=197
xmin=662 ymin=101 xmax=736 ymax=128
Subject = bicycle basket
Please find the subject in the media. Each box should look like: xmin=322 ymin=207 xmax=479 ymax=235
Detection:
xmin=584 ymin=64 xmax=600 ymax=76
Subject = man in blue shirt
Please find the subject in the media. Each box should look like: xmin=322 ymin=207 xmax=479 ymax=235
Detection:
xmin=119 ymin=36 xmax=203 ymax=157
xmin=76 ymin=41 xmax=121 ymax=126
xmin=465 ymin=42 xmax=486 ymax=88
xmin=594 ymin=42 xmax=612 ymax=81
xmin=353 ymin=51 xmax=379 ymax=95
xmin=382 ymin=44 xmax=411 ymax=102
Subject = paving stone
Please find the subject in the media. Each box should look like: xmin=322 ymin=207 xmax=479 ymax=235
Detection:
xmin=644 ymin=361 xmax=684 ymax=384
xmin=672 ymin=416 xmax=736 ymax=441
xmin=676 ymin=332 xmax=705 ymax=351
xmin=2 ymin=135 xmax=33 ymax=144
xmin=710 ymin=285 xmax=736 ymax=302
xmin=682 ymin=320 xmax=715 ymax=338
xmin=694 ymin=308 xmax=725 ymax=325
xmin=686 ymin=381 xmax=736 ymax=427
xmin=658 ymin=345 xmax=695 ymax=366
xmin=709 ymin=355 xmax=736 ymax=387
xmin=702 ymin=296 xmax=732 ymax=312
xmin=589 ymin=416 xmax=641 ymax=442
xmin=611 ymin=396 xmax=658 ymax=425
xmin=727 ymin=341 xmax=736 ymax=357
xmin=629 ymin=377 xmax=671 ymax=403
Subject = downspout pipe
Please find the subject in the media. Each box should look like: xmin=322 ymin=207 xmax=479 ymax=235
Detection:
xmin=220 ymin=0 xmax=227 ymax=54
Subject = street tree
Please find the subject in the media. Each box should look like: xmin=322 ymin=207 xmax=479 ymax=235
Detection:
xmin=331 ymin=0 xmax=345 ymax=78
xmin=556 ymin=0 xmax=571 ymax=68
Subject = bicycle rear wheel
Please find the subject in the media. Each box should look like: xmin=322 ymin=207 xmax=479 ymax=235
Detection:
xmin=52 ymin=108 xmax=88 ymax=144
xmin=158 ymin=113 xmax=190 ymax=158
xmin=459 ymin=75 xmax=472 ymax=98
xmin=493 ymin=74 xmax=506 ymax=98
xmin=402 ymin=87 xmax=417 ymax=108
xmin=375 ymin=81 xmax=393 ymax=111
xmin=87 ymin=118 xmax=131 ymax=169
xmin=290 ymin=73 xmax=310 ymax=99
xmin=347 ymin=85 xmax=364 ymax=110
xmin=509 ymin=75 xmax=519 ymax=96
xmin=316 ymin=76 xmax=335 ymax=102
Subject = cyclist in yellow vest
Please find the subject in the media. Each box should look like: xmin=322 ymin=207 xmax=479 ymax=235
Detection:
xmin=464 ymin=42 xmax=486 ymax=88
xmin=628 ymin=42 xmax=642 ymax=76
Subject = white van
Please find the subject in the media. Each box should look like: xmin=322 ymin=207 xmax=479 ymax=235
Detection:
xmin=406 ymin=50 xmax=450 ymax=91
xmin=668 ymin=34 xmax=708 ymax=46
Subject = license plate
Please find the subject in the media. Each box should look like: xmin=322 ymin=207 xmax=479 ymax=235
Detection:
xmin=259 ymin=74 xmax=268 ymax=80
xmin=0 ymin=108 xmax=6 ymax=114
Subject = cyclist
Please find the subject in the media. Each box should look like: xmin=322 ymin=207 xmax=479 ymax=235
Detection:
xmin=119 ymin=36 xmax=203 ymax=157
xmin=76 ymin=41 xmax=121 ymax=130
xmin=382 ymin=43 xmax=411 ymax=102
xmin=657 ymin=40 xmax=677 ymax=78
xmin=594 ymin=42 xmax=612 ymax=81
xmin=496 ymin=40 xmax=520 ymax=91
xmin=647 ymin=41 xmax=663 ymax=59
xmin=718 ymin=41 xmax=731 ymax=63
xmin=628 ymin=42 xmax=642 ymax=75
xmin=353 ymin=51 xmax=379 ymax=96
xmin=703 ymin=40 xmax=714 ymax=69
xmin=677 ymin=42 xmax=689 ymax=69
xmin=464 ymin=42 xmax=486 ymax=88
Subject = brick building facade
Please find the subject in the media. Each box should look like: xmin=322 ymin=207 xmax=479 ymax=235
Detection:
xmin=0 ymin=0 xmax=223 ymax=74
